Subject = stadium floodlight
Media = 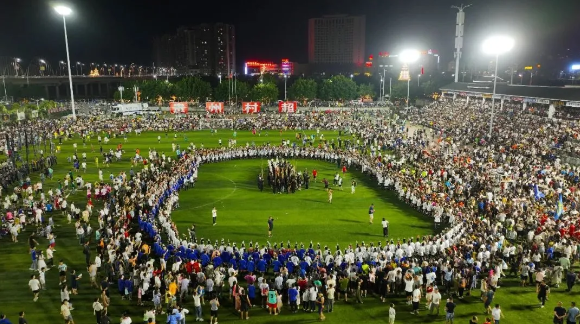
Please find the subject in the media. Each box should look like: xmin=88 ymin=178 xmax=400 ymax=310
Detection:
xmin=399 ymin=50 xmax=420 ymax=108
xmin=399 ymin=50 xmax=420 ymax=63
xmin=54 ymin=5 xmax=72 ymax=16
xmin=482 ymin=36 xmax=514 ymax=139
xmin=482 ymin=36 xmax=514 ymax=55
xmin=54 ymin=4 xmax=76 ymax=119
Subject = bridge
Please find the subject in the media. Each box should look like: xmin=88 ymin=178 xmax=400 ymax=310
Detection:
xmin=2 ymin=75 xmax=178 ymax=100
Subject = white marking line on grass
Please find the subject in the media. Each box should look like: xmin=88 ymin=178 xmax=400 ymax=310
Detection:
xmin=189 ymin=172 xmax=238 ymax=209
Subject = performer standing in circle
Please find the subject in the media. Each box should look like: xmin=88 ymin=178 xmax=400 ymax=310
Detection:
xmin=268 ymin=216 xmax=274 ymax=238
xmin=382 ymin=218 xmax=389 ymax=237
xmin=368 ymin=204 xmax=375 ymax=224
xmin=212 ymin=207 xmax=217 ymax=226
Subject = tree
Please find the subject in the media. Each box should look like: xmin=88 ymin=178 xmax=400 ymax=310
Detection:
xmin=249 ymin=82 xmax=278 ymax=104
xmin=357 ymin=83 xmax=375 ymax=100
xmin=288 ymin=78 xmax=317 ymax=103
xmin=390 ymin=81 xmax=409 ymax=100
xmin=214 ymin=80 xmax=250 ymax=103
xmin=175 ymin=77 xmax=212 ymax=102
xmin=113 ymin=89 xmax=134 ymax=101
xmin=318 ymin=75 xmax=357 ymax=101
xmin=139 ymin=80 xmax=173 ymax=103
xmin=318 ymin=79 xmax=333 ymax=101
xmin=421 ymin=80 xmax=438 ymax=96
xmin=233 ymin=81 xmax=250 ymax=103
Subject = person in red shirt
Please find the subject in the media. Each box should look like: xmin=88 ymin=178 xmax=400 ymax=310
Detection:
xmin=342 ymin=165 xmax=347 ymax=174
xmin=312 ymin=169 xmax=318 ymax=182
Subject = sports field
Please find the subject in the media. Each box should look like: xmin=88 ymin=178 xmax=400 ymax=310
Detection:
xmin=0 ymin=129 xmax=567 ymax=324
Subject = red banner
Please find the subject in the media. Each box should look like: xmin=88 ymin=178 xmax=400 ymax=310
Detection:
xmin=205 ymin=102 xmax=224 ymax=114
xmin=278 ymin=101 xmax=297 ymax=113
xmin=242 ymin=102 xmax=261 ymax=114
xmin=169 ymin=102 xmax=189 ymax=114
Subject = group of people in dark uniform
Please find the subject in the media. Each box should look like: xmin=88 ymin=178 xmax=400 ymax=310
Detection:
xmin=263 ymin=159 xmax=310 ymax=194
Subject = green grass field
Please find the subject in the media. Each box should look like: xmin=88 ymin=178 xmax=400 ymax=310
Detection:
xmin=0 ymin=129 xmax=573 ymax=324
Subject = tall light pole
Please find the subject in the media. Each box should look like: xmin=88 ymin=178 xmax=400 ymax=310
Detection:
xmin=39 ymin=59 xmax=46 ymax=76
xmin=118 ymin=86 xmax=125 ymax=102
xmin=54 ymin=5 xmax=76 ymax=119
xmin=482 ymin=35 xmax=514 ymax=139
xmin=400 ymin=49 xmax=420 ymax=108
xmin=284 ymin=74 xmax=288 ymax=101
xmin=452 ymin=4 xmax=471 ymax=83
xmin=13 ymin=58 xmax=21 ymax=76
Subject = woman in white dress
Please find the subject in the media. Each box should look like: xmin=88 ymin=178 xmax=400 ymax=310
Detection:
xmin=37 ymin=250 xmax=47 ymax=270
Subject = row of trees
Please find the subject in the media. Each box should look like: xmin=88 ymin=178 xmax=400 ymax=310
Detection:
xmin=114 ymin=74 xmax=444 ymax=104
xmin=114 ymin=78 xmax=280 ymax=105
xmin=0 ymin=100 xmax=59 ymax=121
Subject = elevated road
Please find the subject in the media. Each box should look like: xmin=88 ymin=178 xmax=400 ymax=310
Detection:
xmin=2 ymin=75 xmax=179 ymax=100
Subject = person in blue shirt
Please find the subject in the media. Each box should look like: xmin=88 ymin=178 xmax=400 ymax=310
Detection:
xmin=167 ymin=308 xmax=181 ymax=324
xmin=288 ymin=285 xmax=299 ymax=313
xmin=248 ymin=283 xmax=256 ymax=306
xmin=118 ymin=276 xmax=126 ymax=299
xmin=0 ymin=314 xmax=12 ymax=324
xmin=124 ymin=278 xmax=133 ymax=301
xmin=30 ymin=249 xmax=38 ymax=271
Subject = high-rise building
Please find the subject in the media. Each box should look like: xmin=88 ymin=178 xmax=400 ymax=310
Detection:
xmin=214 ymin=23 xmax=236 ymax=77
xmin=153 ymin=34 xmax=175 ymax=68
xmin=308 ymin=15 xmax=365 ymax=65
xmin=153 ymin=23 xmax=235 ymax=76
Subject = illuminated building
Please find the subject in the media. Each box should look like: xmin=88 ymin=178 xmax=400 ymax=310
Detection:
xmin=308 ymin=15 xmax=365 ymax=65
xmin=281 ymin=59 xmax=294 ymax=75
xmin=244 ymin=59 xmax=294 ymax=76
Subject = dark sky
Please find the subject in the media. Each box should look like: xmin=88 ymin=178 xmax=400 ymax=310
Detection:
xmin=1 ymin=0 xmax=579 ymax=70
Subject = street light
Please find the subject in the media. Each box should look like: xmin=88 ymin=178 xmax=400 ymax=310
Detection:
xmin=400 ymin=49 xmax=420 ymax=108
xmin=39 ymin=59 xmax=46 ymax=76
xmin=54 ymin=4 xmax=76 ymax=119
xmin=482 ymin=35 xmax=514 ymax=138
xmin=284 ymin=74 xmax=288 ymax=101
xmin=118 ymin=86 xmax=125 ymax=102
xmin=13 ymin=58 xmax=21 ymax=76
xmin=519 ymin=73 xmax=523 ymax=84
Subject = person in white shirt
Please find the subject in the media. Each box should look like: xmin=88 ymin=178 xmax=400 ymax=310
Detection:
xmin=411 ymin=287 xmax=422 ymax=315
xmin=389 ymin=303 xmax=396 ymax=324
xmin=429 ymin=287 xmax=442 ymax=315
xmin=60 ymin=300 xmax=73 ymax=323
xmin=382 ymin=218 xmax=389 ymax=237
xmin=491 ymin=304 xmax=504 ymax=323
xmin=212 ymin=207 xmax=217 ymax=226
xmin=29 ymin=274 xmax=41 ymax=301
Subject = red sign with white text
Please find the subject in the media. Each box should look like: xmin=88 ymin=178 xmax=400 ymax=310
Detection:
xmin=169 ymin=102 xmax=189 ymax=114
xmin=205 ymin=102 xmax=224 ymax=114
xmin=278 ymin=101 xmax=297 ymax=113
xmin=242 ymin=102 xmax=261 ymax=114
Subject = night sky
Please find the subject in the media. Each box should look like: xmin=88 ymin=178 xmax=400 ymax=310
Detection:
xmin=1 ymin=0 xmax=579 ymax=69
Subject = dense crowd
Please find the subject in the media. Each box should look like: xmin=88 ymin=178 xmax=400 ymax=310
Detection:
xmin=3 ymin=99 xmax=580 ymax=324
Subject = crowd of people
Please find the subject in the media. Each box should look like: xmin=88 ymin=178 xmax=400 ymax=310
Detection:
xmin=3 ymin=98 xmax=580 ymax=324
